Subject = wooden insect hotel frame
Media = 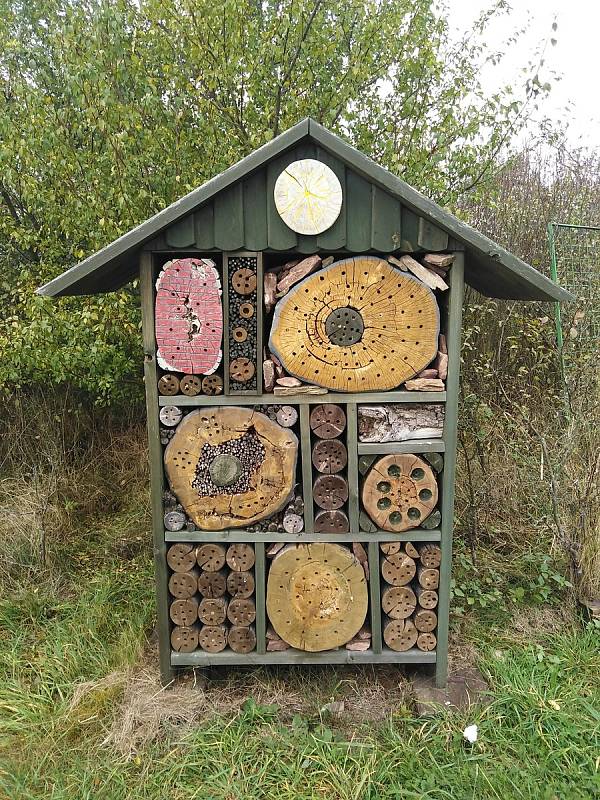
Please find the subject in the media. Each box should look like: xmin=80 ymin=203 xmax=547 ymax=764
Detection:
xmin=39 ymin=119 xmax=571 ymax=686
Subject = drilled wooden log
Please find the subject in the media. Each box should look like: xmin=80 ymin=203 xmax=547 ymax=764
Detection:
xmin=357 ymin=404 xmax=444 ymax=443
xmin=226 ymin=543 xmax=255 ymax=572
xmin=413 ymin=609 xmax=437 ymax=632
xmin=164 ymin=510 xmax=187 ymax=532
xmin=362 ymin=454 xmax=438 ymax=532
xmin=421 ymin=509 xmax=442 ymax=530
xmin=380 ymin=542 xmax=401 ymax=556
xmin=404 ymin=541 xmax=419 ymax=560
xmin=196 ymin=543 xmax=227 ymax=572
xmin=383 ymin=617 xmax=418 ymax=651
xmin=314 ymin=509 xmax=350 ymax=533
xmin=381 ymin=553 xmax=416 ymax=586
xmin=276 ymin=405 xmax=298 ymax=428
xmin=227 ymin=597 xmax=256 ymax=626
xmin=168 ymin=568 xmax=200 ymax=599
xmin=415 ymin=586 xmax=439 ymax=610
xmin=416 ymin=631 xmax=437 ymax=651
xmin=282 ymin=513 xmax=304 ymax=533
xmin=417 ymin=566 xmax=440 ymax=590
xmin=312 ymin=439 xmax=348 ymax=474
xmin=229 ymin=357 xmax=255 ymax=383
xmin=198 ymin=624 xmax=227 ymax=653
xmin=165 ymin=408 xmax=298 ymax=530
xmin=197 ymin=569 xmax=227 ymax=598
xmin=269 ymin=257 xmax=440 ymax=392
xmin=160 ymin=406 xmax=182 ymax=427
xmin=166 ymin=543 xmax=197 ymax=572
xmin=226 ymin=570 xmax=255 ymax=598
xmin=180 ymin=374 xmax=202 ymax=397
xmin=417 ymin=543 xmax=442 ymax=569
xmin=201 ymin=374 xmax=223 ymax=395
xmin=169 ymin=597 xmax=199 ymax=627
xmin=171 ymin=624 xmax=199 ymax=652
xmin=313 ymin=474 xmax=348 ymax=510
xmin=158 ymin=374 xmax=180 ymax=396
xmin=266 ymin=543 xmax=367 ymax=651
xmin=198 ymin=597 xmax=228 ymax=625
xmin=228 ymin=625 xmax=256 ymax=653
xmin=309 ymin=404 xmax=346 ymax=438
xmin=381 ymin=586 xmax=417 ymax=620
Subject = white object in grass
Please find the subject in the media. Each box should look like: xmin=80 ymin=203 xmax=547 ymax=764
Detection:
xmin=463 ymin=724 xmax=478 ymax=744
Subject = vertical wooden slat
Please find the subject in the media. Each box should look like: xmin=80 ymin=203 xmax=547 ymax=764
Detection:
xmin=418 ymin=217 xmax=449 ymax=251
xmin=222 ymin=254 xmax=231 ymax=394
xmin=194 ymin=202 xmax=215 ymax=249
xmin=400 ymin=207 xmax=419 ymax=252
xmin=368 ymin=540 xmax=382 ymax=654
xmin=345 ymin=170 xmax=372 ymax=252
xmin=243 ymin=171 xmax=268 ymax=251
xmin=254 ymin=542 xmax=267 ymax=654
xmin=435 ymin=252 xmax=464 ymax=688
xmin=165 ymin=215 xmax=195 ymax=248
xmin=267 ymin=152 xmax=299 ymax=250
xmin=214 ymin=184 xmax=245 ymax=250
xmin=346 ymin=402 xmax=359 ymax=534
xmin=371 ymin=186 xmax=402 ymax=252
xmin=299 ymin=405 xmax=314 ymax=534
xmin=316 ymin=147 xmax=346 ymax=250
xmin=140 ymin=252 xmax=174 ymax=685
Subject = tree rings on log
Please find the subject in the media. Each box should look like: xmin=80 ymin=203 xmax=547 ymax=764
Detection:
xmin=380 ymin=542 xmax=402 ymax=556
xmin=231 ymin=267 xmax=257 ymax=295
xmin=159 ymin=406 xmax=182 ymax=427
xmin=361 ymin=454 xmax=438 ymax=531
xmin=155 ymin=258 xmax=222 ymax=375
xmin=226 ymin=543 xmax=255 ymax=572
xmin=226 ymin=570 xmax=255 ymax=598
xmin=276 ymin=405 xmax=298 ymax=428
xmin=239 ymin=302 xmax=254 ymax=319
xmin=227 ymin=597 xmax=256 ymax=626
xmin=414 ymin=609 xmax=437 ymax=632
xmin=417 ymin=632 xmax=437 ymax=651
xmin=314 ymin=509 xmax=350 ymax=534
xmin=198 ymin=624 xmax=227 ymax=653
xmin=164 ymin=408 xmax=298 ymax=530
xmin=197 ymin=569 xmax=227 ymax=598
xmin=198 ymin=597 xmax=228 ymax=625
xmin=169 ymin=597 xmax=199 ymax=627
xmin=283 ymin=512 xmax=304 ymax=533
xmin=180 ymin=374 xmax=202 ymax=396
xmin=266 ymin=543 xmax=367 ymax=652
xmin=309 ymin=404 xmax=346 ymax=438
xmin=168 ymin=570 xmax=199 ymax=599
xmin=415 ymin=587 xmax=438 ymax=609
xmin=381 ymin=586 xmax=417 ymax=619
xmin=228 ymin=625 xmax=256 ymax=653
xmin=171 ymin=624 xmax=199 ymax=652
xmin=158 ymin=374 xmax=179 ymax=396
xmin=202 ymin=374 xmax=223 ymax=395
xmin=269 ymin=257 xmax=439 ymax=392
xmin=418 ymin=543 xmax=442 ymax=569
xmin=166 ymin=543 xmax=196 ymax=572
xmin=164 ymin=510 xmax=187 ymax=532
xmin=383 ymin=618 xmax=418 ymax=651
xmin=196 ymin=543 xmax=227 ymax=572
xmin=417 ymin=566 xmax=440 ymax=590
xmin=274 ymin=159 xmax=342 ymax=235
xmin=381 ymin=553 xmax=416 ymax=586
xmin=313 ymin=474 xmax=348 ymax=510
xmin=312 ymin=439 xmax=348 ymax=474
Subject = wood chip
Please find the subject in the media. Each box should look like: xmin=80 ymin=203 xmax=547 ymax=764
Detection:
xmin=276 ymin=255 xmax=322 ymax=296
xmin=264 ymin=271 xmax=277 ymax=313
xmin=273 ymin=385 xmax=328 ymax=396
xmin=263 ymin=359 xmax=275 ymax=392
xmin=423 ymin=253 xmax=454 ymax=269
xmin=386 ymin=254 xmax=408 ymax=271
xmin=398 ymin=255 xmax=449 ymax=292
xmin=404 ymin=378 xmax=445 ymax=391
xmin=276 ymin=376 xmax=302 ymax=388
xmin=436 ymin=351 xmax=448 ymax=381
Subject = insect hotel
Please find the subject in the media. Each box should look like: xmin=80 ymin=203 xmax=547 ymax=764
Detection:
xmin=39 ymin=119 xmax=570 ymax=686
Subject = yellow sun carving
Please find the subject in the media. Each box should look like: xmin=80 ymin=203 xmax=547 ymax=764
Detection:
xmin=274 ymin=159 xmax=343 ymax=235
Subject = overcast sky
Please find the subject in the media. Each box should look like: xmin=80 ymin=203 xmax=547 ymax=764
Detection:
xmin=445 ymin=0 xmax=599 ymax=149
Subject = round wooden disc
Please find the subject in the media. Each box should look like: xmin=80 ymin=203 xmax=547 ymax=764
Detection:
xmin=232 ymin=326 xmax=248 ymax=343
xmin=226 ymin=570 xmax=255 ymax=598
xmin=159 ymin=406 xmax=183 ymax=427
xmin=202 ymin=374 xmax=223 ymax=395
xmin=226 ymin=543 xmax=256 ymax=572
xmin=417 ymin=632 xmax=437 ymax=651
xmin=164 ymin=511 xmax=186 ymax=532
xmin=418 ymin=543 xmax=442 ymax=569
xmin=171 ymin=625 xmax=199 ymax=652
xmin=269 ymin=256 xmax=439 ymax=392
xmin=198 ymin=597 xmax=227 ymax=625
xmin=312 ymin=439 xmax=348 ymax=474
xmin=228 ymin=625 xmax=256 ymax=653
xmin=309 ymin=404 xmax=346 ymax=438
xmin=158 ymin=374 xmax=179 ymax=396
xmin=313 ymin=509 xmax=350 ymax=533
xmin=362 ymin=454 xmax=438 ymax=532
xmin=168 ymin=571 xmax=198 ymax=599
xmin=229 ymin=357 xmax=255 ymax=383
xmin=239 ymin=302 xmax=254 ymax=319
xmin=266 ymin=543 xmax=367 ymax=652
xmin=197 ymin=570 xmax=227 ymax=598
xmin=169 ymin=598 xmax=199 ymax=627
xmin=274 ymin=159 xmax=342 ymax=235
xmin=231 ymin=268 xmax=257 ymax=295
xmin=381 ymin=552 xmax=416 ymax=586
xmin=418 ymin=567 xmax=440 ymax=590
xmin=381 ymin=586 xmax=417 ymax=620
xmin=198 ymin=624 xmax=227 ymax=653
xmin=313 ymin=474 xmax=348 ymax=510
xmin=414 ymin=609 xmax=437 ymax=632
xmin=180 ymin=374 xmax=202 ymax=396
xmin=416 ymin=589 xmax=438 ymax=610
xmin=164 ymin=408 xmax=298 ymax=530
xmin=227 ymin=597 xmax=256 ymax=626
xmin=383 ymin=618 xmax=418 ymax=652
xmin=196 ymin=543 xmax=226 ymax=572
xmin=166 ymin=543 xmax=196 ymax=572
xmin=276 ymin=405 xmax=298 ymax=428
xmin=283 ymin=512 xmax=304 ymax=533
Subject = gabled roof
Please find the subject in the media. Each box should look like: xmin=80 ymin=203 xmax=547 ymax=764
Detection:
xmin=37 ymin=118 xmax=571 ymax=301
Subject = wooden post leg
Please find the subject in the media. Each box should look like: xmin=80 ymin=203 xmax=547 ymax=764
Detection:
xmin=141 ymin=252 xmax=175 ymax=686
xmin=435 ymin=252 xmax=464 ymax=689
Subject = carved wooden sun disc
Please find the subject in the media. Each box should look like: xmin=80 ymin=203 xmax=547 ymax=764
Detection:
xmin=274 ymin=159 xmax=342 ymax=235
xmin=269 ymin=256 xmax=440 ymax=392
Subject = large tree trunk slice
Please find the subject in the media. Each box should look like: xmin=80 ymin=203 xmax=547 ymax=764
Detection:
xmin=269 ymin=257 xmax=439 ymax=392
xmin=362 ymin=454 xmax=438 ymax=531
xmin=266 ymin=543 xmax=367 ymax=652
xmin=164 ymin=408 xmax=298 ymax=530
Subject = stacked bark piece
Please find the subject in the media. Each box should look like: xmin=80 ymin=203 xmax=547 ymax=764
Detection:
xmin=380 ymin=541 xmax=441 ymax=652
xmin=167 ymin=542 xmax=257 ymax=654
